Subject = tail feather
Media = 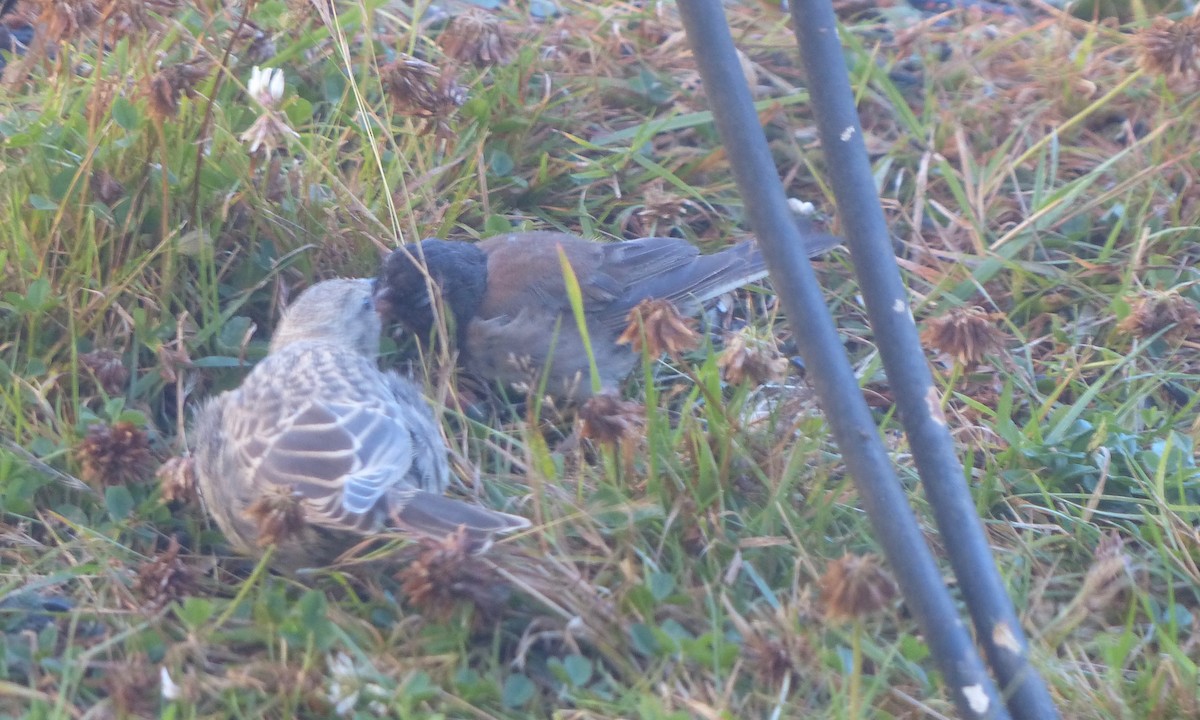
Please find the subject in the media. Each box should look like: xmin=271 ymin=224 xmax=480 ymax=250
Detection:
xmin=615 ymin=218 xmax=841 ymax=319
xmin=651 ymin=241 xmax=769 ymax=316
xmin=392 ymin=491 xmax=530 ymax=553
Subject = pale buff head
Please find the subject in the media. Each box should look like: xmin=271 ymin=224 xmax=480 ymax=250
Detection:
xmin=269 ymin=278 xmax=382 ymax=356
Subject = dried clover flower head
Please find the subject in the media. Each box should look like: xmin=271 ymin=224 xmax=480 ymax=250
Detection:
xmin=381 ymin=56 xmax=466 ymax=117
xmin=718 ymin=330 xmax=789 ymax=386
xmin=382 ymin=56 xmax=439 ymax=112
xmin=78 ymin=420 xmax=152 ymax=486
xmin=743 ymin=628 xmax=810 ymax=688
xmin=146 ymin=57 xmax=213 ymax=121
xmin=102 ymin=654 xmax=160 ymax=718
xmin=381 ymin=56 xmax=466 ymax=142
xmin=1079 ymin=532 xmax=1134 ymax=614
xmin=1137 ymin=15 xmax=1200 ymax=78
xmin=616 ymin=298 xmax=700 ymax=360
xmin=638 ymin=182 xmax=692 ymax=224
xmin=920 ymin=305 xmax=1005 ymax=367
xmin=395 ymin=527 xmax=508 ymax=620
xmin=242 ymin=484 xmax=308 ymax=547
xmin=578 ymin=393 xmax=644 ymax=444
xmin=629 ymin=181 xmax=699 ymax=235
xmin=1117 ymin=289 xmax=1200 ymax=344
xmin=80 ymin=348 xmax=129 ymax=395
xmin=439 ymin=9 xmax=514 ymax=67
xmin=725 ymin=602 xmax=813 ymax=689
xmin=38 ymin=0 xmax=100 ymax=44
xmin=105 ymin=0 xmax=180 ymax=38
xmin=819 ymin=553 xmax=898 ymax=622
xmin=89 ymin=171 xmax=126 ymax=208
xmin=132 ymin=536 xmax=195 ymax=608
xmin=156 ymin=455 xmax=198 ymax=504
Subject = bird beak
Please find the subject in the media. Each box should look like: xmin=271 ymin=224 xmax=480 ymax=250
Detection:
xmin=371 ymin=279 xmax=393 ymax=319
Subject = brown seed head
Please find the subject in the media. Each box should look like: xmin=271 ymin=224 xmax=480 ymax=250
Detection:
xmin=147 ymin=72 xmax=178 ymax=119
xmin=282 ymin=0 xmax=315 ymax=26
xmin=381 ymin=56 xmax=466 ymax=118
xmin=77 ymin=420 xmax=152 ymax=486
xmin=395 ymin=527 xmax=508 ymax=620
xmin=725 ymin=601 xmax=814 ymax=690
xmin=439 ymin=9 xmax=514 ymax=67
xmin=717 ymin=330 xmax=789 ymax=386
xmin=79 ymin=348 xmax=129 ymax=395
xmin=156 ymin=455 xmax=198 ymax=504
xmin=37 ymin=0 xmax=101 ymax=44
xmin=243 ymin=484 xmax=308 ymax=547
xmin=1079 ymin=531 xmax=1134 ymax=614
xmin=102 ymin=0 xmax=179 ymax=38
xmin=578 ymin=393 xmax=645 ymax=445
xmin=86 ymin=79 xmax=119 ymax=123
xmin=637 ymin=181 xmax=692 ymax=224
xmin=382 ymin=56 xmax=439 ymax=112
xmin=132 ymin=535 xmax=195 ymax=609
xmin=920 ymin=305 xmax=1005 ymax=367
xmin=743 ymin=630 xmax=810 ymax=688
xmin=1117 ymin=290 xmax=1200 ymax=344
xmin=102 ymin=654 xmax=159 ymax=718
xmin=89 ymin=170 xmax=125 ymax=208
xmin=819 ymin=553 xmax=898 ymax=622
xmin=1136 ymin=15 xmax=1200 ymax=78
xmin=616 ymin=298 xmax=700 ymax=359
xmin=229 ymin=20 xmax=275 ymax=65
xmin=146 ymin=57 xmax=213 ymax=121
xmin=380 ymin=57 xmax=466 ymax=144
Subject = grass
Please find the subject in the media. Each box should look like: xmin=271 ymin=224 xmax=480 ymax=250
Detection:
xmin=2 ymin=0 xmax=1200 ymax=717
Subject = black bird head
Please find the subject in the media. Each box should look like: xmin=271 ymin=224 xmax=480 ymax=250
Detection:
xmin=375 ymin=239 xmax=489 ymax=347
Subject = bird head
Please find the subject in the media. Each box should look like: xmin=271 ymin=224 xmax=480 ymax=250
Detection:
xmin=374 ymin=239 xmax=488 ymax=345
xmin=269 ymin=278 xmax=382 ymax=356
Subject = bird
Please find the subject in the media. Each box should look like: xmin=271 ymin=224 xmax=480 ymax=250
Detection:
xmin=191 ymin=278 xmax=529 ymax=572
xmin=373 ymin=228 xmax=840 ymax=402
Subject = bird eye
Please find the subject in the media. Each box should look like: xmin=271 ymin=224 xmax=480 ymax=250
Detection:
xmin=361 ymin=296 xmax=373 ymax=312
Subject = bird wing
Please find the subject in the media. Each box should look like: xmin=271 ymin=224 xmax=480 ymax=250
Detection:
xmin=478 ymin=232 xmax=605 ymax=317
xmin=479 ymin=233 xmax=703 ymax=316
xmin=591 ymin=237 xmax=768 ymax=327
xmin=479 ymin=233 xmax=770 ymax=329
xmin=226 ymin=388 xmax=429 ymax=535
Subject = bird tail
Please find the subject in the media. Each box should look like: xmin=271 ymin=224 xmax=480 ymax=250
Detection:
xmin=791 ymin=211 xmax=844 ymax=258
xmin=391 ymin=492 xmax=530 ymax=553
xmin=737 ymin=212 xmax=844 ymax=281
xmin=641 ymin=215 xmax=841 ymax=317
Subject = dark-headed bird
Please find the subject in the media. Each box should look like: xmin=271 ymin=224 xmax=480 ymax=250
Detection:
xmin=374 ymin=230 xmax=838 ymax=402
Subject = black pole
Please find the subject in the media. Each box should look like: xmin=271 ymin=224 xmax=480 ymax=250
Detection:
xmin=675 ymin=1 xmax=1019 ymax=717
xmin=785 ymin=2 xmax=1060 ymax=717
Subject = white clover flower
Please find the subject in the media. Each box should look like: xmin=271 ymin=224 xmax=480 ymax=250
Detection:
xmin=240 ymin=66 xmax=298 ymax=157
xmin=248 ymin=66 xmax=265 ymax=95
xmin=326 ymin=652 xmax=359 ymax=716
xmin=160 ymin=667 xmax=182 ymax=701
xmin=248 ymin=66 xmax=285 ymax=109
xmin=324 ymin=652 xmax=390 ymax=716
